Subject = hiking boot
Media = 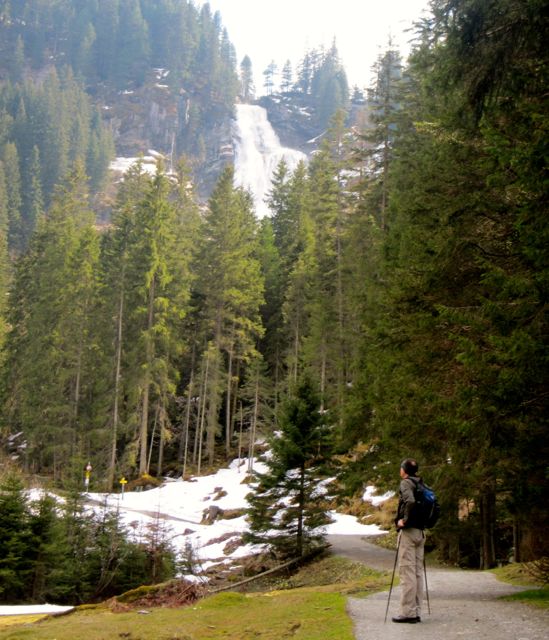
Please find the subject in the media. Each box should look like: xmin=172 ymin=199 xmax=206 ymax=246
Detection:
xmin=391 ymin=616 xmax=419 ymax=624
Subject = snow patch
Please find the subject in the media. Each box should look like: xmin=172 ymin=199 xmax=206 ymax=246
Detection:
xmin=363 ymin=485 xmax=395 ymax=506
xmin=0 ymin=604 xmax=74 ymax=617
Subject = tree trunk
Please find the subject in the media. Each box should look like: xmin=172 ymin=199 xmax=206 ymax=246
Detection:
xmin=225 ymin=342 xmax=234 ymax=456
xmin=319 ymin=341 xmax=326 ymax=413
xmin=197 ymin=350 xmax=210 ymax=475
xmin=292 ymin=313 xmax=300 ymax=384
xmin=108 ymin=285 xmax=125 ymax=491
xmin=157 ymin=400 xmax=166 ymax=476
xmin=247 ymin=370 xmax=259 ymax=473
xmin=238 ymin=402 xmax=244 ymax=470
xmin=230 ymin=360 xmax=240 ymax=451
xmin=147 ymin=403 xmax=159 ymax=474
xmin=479 ymin=490 xmax=497 ymax=569
xmin=73 ymin=342 xmax=83 ymax=424
xmin=139 ymin=276 xmax=155 ymax=475
xmin=193 ymin=357 xmax=207 ymax=464
xmin=205 ymin=347 xmax=220 ymax=466
xmin=297 ymin=463 xmax=305 ymax=557
xmin=512 ymin=517 xmax=521 ymax=563
xmin=179 ymin=368 xmax=194 ymax=478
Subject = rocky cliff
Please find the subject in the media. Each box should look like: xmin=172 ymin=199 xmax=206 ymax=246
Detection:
xmin=100 ymin=68 xmax=234 ymax=199
xmin=258 ymin=93 xmax=322 ymax=155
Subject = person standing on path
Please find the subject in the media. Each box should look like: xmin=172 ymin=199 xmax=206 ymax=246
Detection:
xmin=392 ymin=458 xmax=425 ymax=624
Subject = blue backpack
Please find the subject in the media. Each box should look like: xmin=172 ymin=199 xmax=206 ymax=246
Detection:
xmin=413 ymin=478 xmax=440 ymax=529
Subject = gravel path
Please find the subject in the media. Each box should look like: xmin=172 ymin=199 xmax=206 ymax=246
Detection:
xmin=328 ymin=535 xmax=549 ymax=640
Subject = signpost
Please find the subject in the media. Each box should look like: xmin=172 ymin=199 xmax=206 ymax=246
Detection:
xmin=84 ymin=462 xmax=92 ymax=493
xmin=119 ymin=476 xmax=128 ymax=499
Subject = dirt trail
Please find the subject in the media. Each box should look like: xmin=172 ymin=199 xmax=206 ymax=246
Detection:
xmin=328 ymin=535 xmax=548 ymax=640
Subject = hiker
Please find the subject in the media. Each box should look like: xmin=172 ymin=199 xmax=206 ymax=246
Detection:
xmin=392 ymin=458 xmax=424 ymax=624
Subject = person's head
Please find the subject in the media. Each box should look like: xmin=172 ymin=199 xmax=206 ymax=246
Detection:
xmin=400 ymin=458 xmax=419 ymax=477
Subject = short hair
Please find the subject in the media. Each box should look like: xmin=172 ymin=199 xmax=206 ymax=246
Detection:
xmin=401 ymin=458 xmax=419 ymax=476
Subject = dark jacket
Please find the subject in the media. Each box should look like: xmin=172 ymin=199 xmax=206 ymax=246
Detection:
xmin=395 ymin=476 xmax=423 ymax=530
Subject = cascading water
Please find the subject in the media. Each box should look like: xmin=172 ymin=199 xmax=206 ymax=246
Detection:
xmin=232 ymin=104 xmax=307 ymax=219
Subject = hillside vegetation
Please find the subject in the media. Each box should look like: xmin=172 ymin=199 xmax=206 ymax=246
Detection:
xmin=0 ymin=0 xmax=546 ymax=595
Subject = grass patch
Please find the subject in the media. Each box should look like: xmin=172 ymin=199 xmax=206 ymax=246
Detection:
xmin=292 ymin=555 xmax=389 ymax=596
xmin=502 ymin=588 xmax=549 ymax=609
xmin=0 ymin=615 xmax=47 ymax=629
xmin=0 ymin=555 xmax=387 ymax=640
xmin=0 ymin=590 xmax=355 ymax=640
xmin=492 ymin=562 xmax=548 ymax=609
xmin=492 ymin=562 xmax=545 ymax=588
xmin=248 ymin=553 xmax=389 ymax=594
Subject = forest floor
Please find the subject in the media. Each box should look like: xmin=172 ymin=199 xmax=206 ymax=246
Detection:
xmin=328 ymin=534 xmax=549 ymax=640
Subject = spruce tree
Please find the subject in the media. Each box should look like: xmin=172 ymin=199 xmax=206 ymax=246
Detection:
xmin=0 ymin=163 xmax=10 ymax=343
xmin=0 ymin=471 xmax=31 ymax=602
xmin=239 ymin=55 xmax=255 ymax=103
xmin=194 ymin=166 xmax=264 ymax=464
xmin=28 ymin=494 xmax=69 ymax=602
xmin=2 ymin=142 xmax=22 ymax=252
xmin=2 ymin=163 xmax=100 ymax=477
xmin=125 ymin=163 xmax=193 ymax=475
xmin=99 ymin=161 xmax=154 ymax=486
xmin=21 ymin=145 xmax=44 ymax=248
xmin=246 ymin=376 xmax=332 ymax=559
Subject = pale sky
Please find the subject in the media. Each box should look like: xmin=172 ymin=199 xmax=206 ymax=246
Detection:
xmin=203 ymin=0 xmax=431 ymax=94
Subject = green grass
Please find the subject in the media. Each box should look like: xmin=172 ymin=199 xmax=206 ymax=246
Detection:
xmin=492 ymin=562 xmax=544 ymax=587
xmin=0 ymin=590 xmax=354 ymax=640
xmin=0 ymin=556 xmax=386 ymax=640
xmin=502 ymin=588 xmax=549 ymax=609
xmin=492 ymin=562 xmax=548 ymax=609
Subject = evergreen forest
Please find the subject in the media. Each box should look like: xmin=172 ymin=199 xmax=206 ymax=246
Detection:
xmin=0 ymin=0 xmax=547 ymax=597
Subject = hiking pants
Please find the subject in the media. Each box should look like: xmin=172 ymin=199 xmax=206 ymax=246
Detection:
xmin=398 ymin=527 xmax=425 ymax=618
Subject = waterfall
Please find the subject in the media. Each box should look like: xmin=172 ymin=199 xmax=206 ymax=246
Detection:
xmin=233 ymin=104 xmax=307 ymax=219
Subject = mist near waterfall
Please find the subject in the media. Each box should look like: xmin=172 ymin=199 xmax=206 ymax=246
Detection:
xmin=233 ymin=104 xmax=307 ymax=218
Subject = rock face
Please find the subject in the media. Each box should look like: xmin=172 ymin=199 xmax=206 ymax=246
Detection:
xmin=258 ymin=93 xmax=323 ymax=154
xmin=101 ymin=78 xmax=331 ymax=203
xmin=100 ymin=69 xmax=233 ymax=199
xmin=101 ymin=70 xmax=179 ymax=158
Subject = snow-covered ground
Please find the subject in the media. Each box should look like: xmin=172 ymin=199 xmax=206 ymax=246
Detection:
xmin=84 ymin=458 xmax=388 ymax=575
xmin=109 ymin=149 xmax=170 ymax=178
xmin=0 ymin=604 xmax=74 ymax=617
xmin=3 ymin=457 xmax=390 ymax=616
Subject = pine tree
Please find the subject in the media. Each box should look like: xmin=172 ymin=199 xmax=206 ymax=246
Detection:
xmin=281 ymin=60 xmax=293 ymax=93
xmin=239 ymin=55 xmax=255 ymax=103
xmin=0 ymin=163 xmax=10 ymax=343
xmin=125 ymin=163 xmax=193 ymax=475
xmin=301 ymin=130 xmax=348 ymax=414
xmin=246 ymin=376 xmax=332 ymax=559
xmin=21 ymin=145 xmax=44 ymax=250
xmin=194 ymin=166 xmax=264 ymax=464
xmin=345 ymin=0 xmax=549 ymax=567
xmin=99 ymin=161 xmax=153 ymax=487
xmin=0 ymin=471 xmax=31 ymax=602
xmin=28 ymin=494 xmax=69 ymax=602
xmin=363 ymin=45 xmax=403 ymax=229
xmin=115 ymin=0 xmax=150 ymax=85
xmin=263 ymin=60 xmax=277 ymax=95
xmin=41 ymin=69 xmax=70 ymax=199
xmin=310 ymin=42 xmax=349 ymax=129
xmin=2 ymin=142 xmax=22 ymax=252
xmin=2 ymin=163 xmax=100 ymax=477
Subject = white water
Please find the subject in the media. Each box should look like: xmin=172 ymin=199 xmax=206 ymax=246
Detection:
xmin=233 ymin=104 xmax=307 ymax=219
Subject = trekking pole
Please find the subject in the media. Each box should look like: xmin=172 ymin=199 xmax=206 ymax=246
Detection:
xmin=423 ymin=553 xmax=431 ymax=615
xmin=384 ymin=531 xmax=401 ymax=623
